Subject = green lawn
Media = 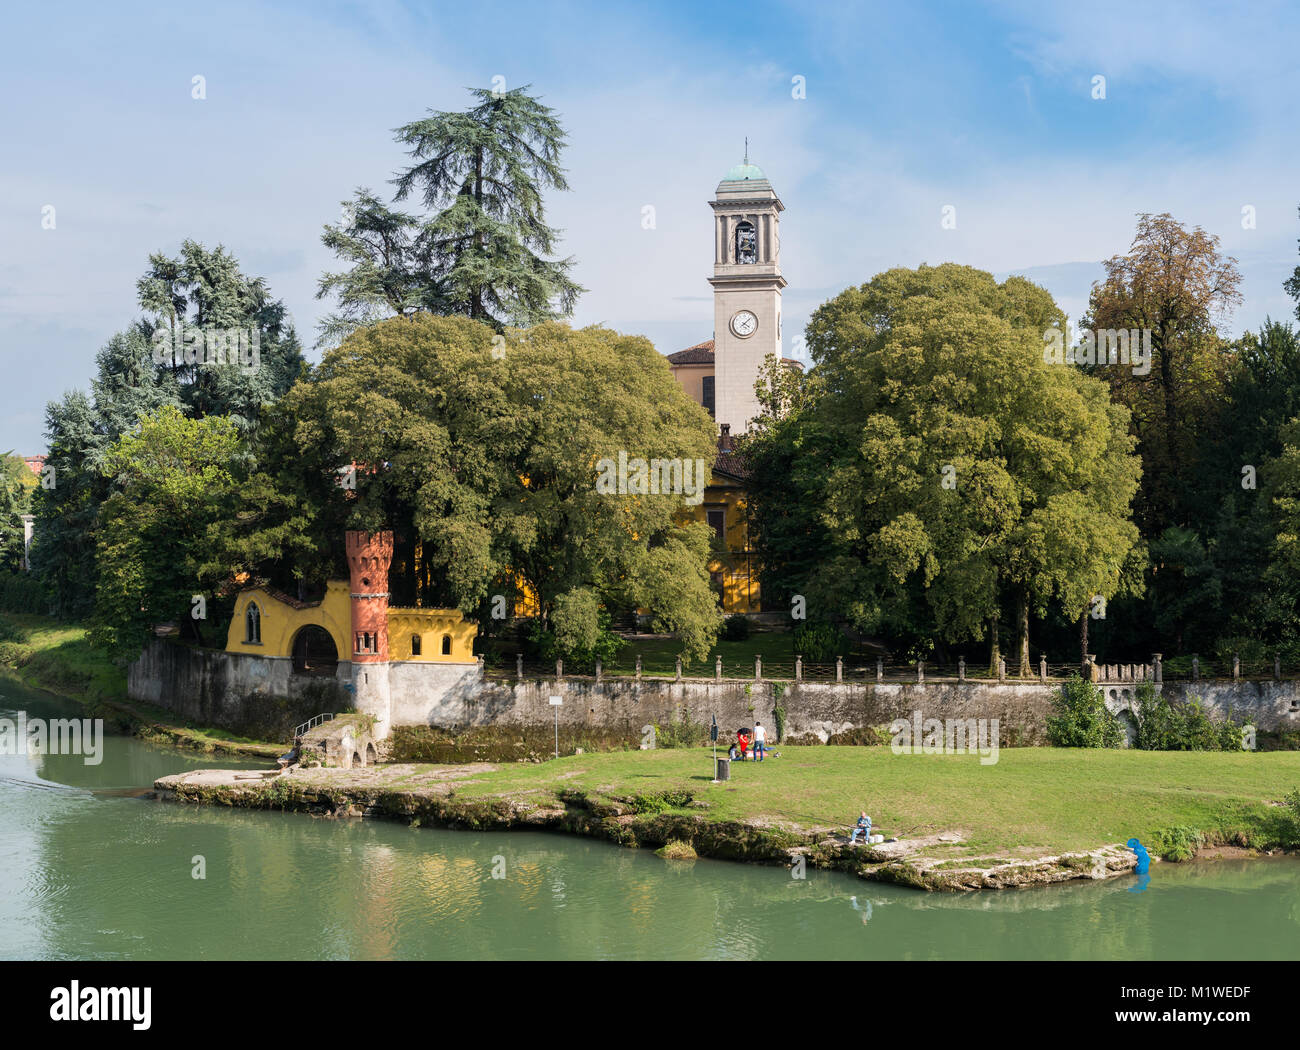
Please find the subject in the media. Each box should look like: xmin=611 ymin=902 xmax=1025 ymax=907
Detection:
xmin=0 ymin=612 xmax=281 ymax=755
xmin=437 ymin=745 xmax=1300 ymax=858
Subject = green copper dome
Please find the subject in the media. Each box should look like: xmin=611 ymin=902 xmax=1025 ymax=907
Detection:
xmin=722 ymin=161 xmax=765 ymax=181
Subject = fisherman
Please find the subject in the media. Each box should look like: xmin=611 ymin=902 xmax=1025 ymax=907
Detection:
xmin=849 ymin=812 xmax=873 ymax=844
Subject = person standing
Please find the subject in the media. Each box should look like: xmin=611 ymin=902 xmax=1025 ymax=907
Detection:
xmin=753 ymin=721 xmax=767 ymax=762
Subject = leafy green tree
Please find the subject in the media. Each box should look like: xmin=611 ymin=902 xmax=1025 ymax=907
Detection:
xmin=789 ymin=264 xmax=1142 ymax=673
xmin=137 ymin=240 xmax=304 ymax=429
xmin=91 ymin=406 xmax=312 ymax=660
xmin=1082 ymin=213 xmax=1241 ymax=537
xmin=0 ymin=453 xmax=33 ymax=572
xmin=283 ymin=314 xmax=720 ymax=660
xmin=314 ymin=189 xmax=438 ymax=348
xmin=391 ymin=86 xmax=583 ymax=328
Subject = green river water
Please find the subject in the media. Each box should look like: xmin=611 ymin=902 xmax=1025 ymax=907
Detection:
xmin=2 ymin=675 xmax=1298 ymax=961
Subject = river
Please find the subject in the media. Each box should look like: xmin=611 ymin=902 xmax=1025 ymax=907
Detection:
xmin=2 ymin=674 xmax=1297 ymax=960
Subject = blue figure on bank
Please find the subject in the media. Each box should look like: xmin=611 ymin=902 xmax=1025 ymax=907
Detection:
xmin=1126 ymin=837 xmax=1150 ymax=874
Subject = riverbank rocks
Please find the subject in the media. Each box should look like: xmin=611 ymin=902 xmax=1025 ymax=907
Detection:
xmin=151 ymin=766 xmax=1157 ymax=892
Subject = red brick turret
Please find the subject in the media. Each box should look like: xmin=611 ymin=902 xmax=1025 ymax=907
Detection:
xmin=346 ymin=530 xmax=393 ymax=662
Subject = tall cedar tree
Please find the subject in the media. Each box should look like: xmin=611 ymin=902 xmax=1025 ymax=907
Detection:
xmin=391 ymin=86 xmax=584 ymax=329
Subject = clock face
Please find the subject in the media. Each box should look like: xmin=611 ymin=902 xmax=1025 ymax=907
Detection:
xmin=731 ymin=310 xmax=758 ymax=337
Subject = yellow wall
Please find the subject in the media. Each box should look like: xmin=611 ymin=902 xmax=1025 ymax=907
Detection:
xmin=387 ymin=607 xmax=478 ymax=663
xmin=670 ymin=363 xmax=712 ymax=410
xmin=688 ymin=471 xmax=761 ymax=614
xmin=227 ymin=581 xmax=352 ymax=661
xmin=225 ymin=581 xmax=478 ymax=663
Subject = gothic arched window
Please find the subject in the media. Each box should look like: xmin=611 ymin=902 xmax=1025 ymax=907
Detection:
xmin=734 ymin=221 xmax=757 ymax=264
xmin=442 ymin=634 xmax=452 ymax=655
xmin=245 ymin=602 xmax=261 ymax=644
xmin=411 ymin=634 xmax=422 ymax=656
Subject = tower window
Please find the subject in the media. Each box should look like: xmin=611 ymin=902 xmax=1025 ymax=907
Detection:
xmin=702 ymin=376 xmax=715 ymax=417
xmin=411 ymin=634 xmax=422 ymax=656
xmin=734 ymin=221 xmax=757 ymax=264
xmin=442 ymin=634 xmax=452 ymax=656
xmin=245 ymin=602 xmax=261 ymax=644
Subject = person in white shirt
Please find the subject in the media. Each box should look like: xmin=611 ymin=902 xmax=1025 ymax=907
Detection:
xmin=753 ymin=721 xmax=767 ymax=762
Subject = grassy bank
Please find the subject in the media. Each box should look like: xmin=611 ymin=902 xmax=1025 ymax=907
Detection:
xmin=159 ymin=745 xmax=1300 ymax=890
xmin=0 ymin=612 xmax=281 ymax=757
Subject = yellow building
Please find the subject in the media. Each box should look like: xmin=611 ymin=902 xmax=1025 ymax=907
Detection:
xmin=225 ymin=581 xmax=476 ymax=670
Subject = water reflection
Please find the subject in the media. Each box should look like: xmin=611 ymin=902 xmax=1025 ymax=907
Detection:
xmin=2 ymin=674 xmax=1298 ymax=961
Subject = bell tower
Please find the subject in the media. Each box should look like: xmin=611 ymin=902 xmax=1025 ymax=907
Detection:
xmin=708 ymin=152 xmax=786 ymax=434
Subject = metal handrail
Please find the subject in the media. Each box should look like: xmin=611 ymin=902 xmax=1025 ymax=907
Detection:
xmin=294 ymin=713 xmax=334 ymax=738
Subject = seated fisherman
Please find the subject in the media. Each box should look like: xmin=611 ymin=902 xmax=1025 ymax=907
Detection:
xmin=849 ymin=812 xmax=873 ymax=844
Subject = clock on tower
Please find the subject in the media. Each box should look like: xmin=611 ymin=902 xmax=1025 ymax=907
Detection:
xmin=708 ymin=156 xmax=786 ymax=434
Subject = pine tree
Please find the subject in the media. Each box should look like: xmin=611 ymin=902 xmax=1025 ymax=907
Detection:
xmin=391 ymin=86 xmax=584 ymax=329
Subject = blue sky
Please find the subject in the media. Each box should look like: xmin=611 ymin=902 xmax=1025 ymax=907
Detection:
xmin=3 ymin=0 xmax=1299 ymax=453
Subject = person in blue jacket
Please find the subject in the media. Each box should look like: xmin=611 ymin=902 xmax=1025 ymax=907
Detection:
xmin=1126 ymin=838 xmax=1150 ymax=874
xmin=849 ymin=812 xmax=873 ymax=844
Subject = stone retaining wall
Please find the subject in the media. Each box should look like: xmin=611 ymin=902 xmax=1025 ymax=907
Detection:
xmin=130 ymin=640 xmax=1300 ymax=743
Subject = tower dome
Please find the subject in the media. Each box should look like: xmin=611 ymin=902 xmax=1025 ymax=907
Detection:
xmin=722 ymin=161 xmax=766 ymax=182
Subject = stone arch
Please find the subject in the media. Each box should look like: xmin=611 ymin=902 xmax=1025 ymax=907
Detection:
xmin=245 ymin=602 xmax=261 ymax=644
xmin=1116 ymin=707 xmax=1138 ymax=748
xmin=366 ymin=742 xmax=377 ymax=765
xmin=352 ymin=750 xmax=364 ymax=768
xmin=291 ymin=624 xmax=338 ymax=676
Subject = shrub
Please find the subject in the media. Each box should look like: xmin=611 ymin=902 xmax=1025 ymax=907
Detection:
xmin=1284 ymin=789 xmax=1300 ymax=845
xmin=1046 ymin=675 xmax=1123 ymax=748
xmin=654 ymin=707 xmax=706 ymax=749
xmin=0 ymin=572 xmax=48 ymax=615
xmin=1152 ymin=825 xmax=1205 ymax=862
xmin=1133 ymin=685 xmax=1244 ymax=751
xmin=792 ymin=620 xmax=845 ymax=662
xmin=720 ymin=614 xmax=751 ymax=641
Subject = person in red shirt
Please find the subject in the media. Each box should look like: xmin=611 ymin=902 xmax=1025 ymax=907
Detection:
xmin=736 ymin=730 xmax=751 ymax=760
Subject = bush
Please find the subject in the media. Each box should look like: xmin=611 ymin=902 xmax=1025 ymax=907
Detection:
xmin=654 ymin=707 xmax=706 ymax=749
xmin=0 ymin=571 xmax=48 ymax=615
xmin=720 ymin=614 xmax=750 ymax=641
xmin=1133 ymin=684 xmax=1244 ymax=751
xmin=1046 ymin=674 xmax=1123 ymax=748
xmin=792 ymin=620 xmax=845 ymax=662
xmin=1152 ymin=825 xmax=1205 ymax=862
xmin=1284 ymin=789 xmax=1300 ymax=845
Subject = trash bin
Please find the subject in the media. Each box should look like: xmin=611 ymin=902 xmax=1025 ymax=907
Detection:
xmin=715 ymin=757 xmax=731 ymax=781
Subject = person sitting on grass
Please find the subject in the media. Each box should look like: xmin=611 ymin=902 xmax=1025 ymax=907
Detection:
xmin=849 ymin=812 xmax=872 ymax=844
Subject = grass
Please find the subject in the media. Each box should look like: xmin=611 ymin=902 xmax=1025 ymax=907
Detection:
xmin=438 ymin=745 xmax=1300 ymax=859
xmin=0 ymin=612 xmax=126 ymax=705
xmin=0 ymin=611 xmax=282 ymax=756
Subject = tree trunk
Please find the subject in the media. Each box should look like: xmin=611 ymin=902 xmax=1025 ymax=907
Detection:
xmin=1016 ymin=588 xmax=1031 ymax=677
xmin=1079 ymin=610 xmax=1089 ymax=668
xmin=988 ymin=616 xmax=1000 ymax=675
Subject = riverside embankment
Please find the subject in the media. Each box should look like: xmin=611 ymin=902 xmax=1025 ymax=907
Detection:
xmin=153 ymin=745 xmax=1300 ymax=892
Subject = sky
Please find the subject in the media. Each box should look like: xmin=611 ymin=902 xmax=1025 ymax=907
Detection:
xmin=2 ymin=0 xmax=1299 ymax=454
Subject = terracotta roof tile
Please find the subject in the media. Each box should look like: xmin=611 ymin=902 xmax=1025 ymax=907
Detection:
xmin=667 ymin=340 xmax=715 ymax=365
